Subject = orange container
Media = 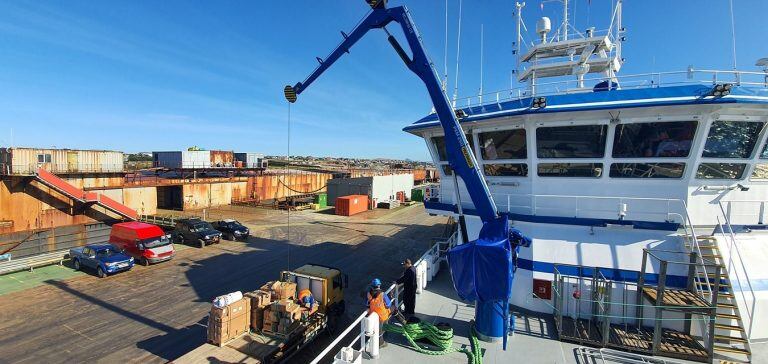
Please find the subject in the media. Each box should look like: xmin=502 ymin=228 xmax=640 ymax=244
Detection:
xmin=335 ymin=195 xmax=369 ymax=216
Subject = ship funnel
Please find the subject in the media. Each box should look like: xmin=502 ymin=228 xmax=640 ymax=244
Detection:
xmin=536 ymin=17 xmax=551 ymax=42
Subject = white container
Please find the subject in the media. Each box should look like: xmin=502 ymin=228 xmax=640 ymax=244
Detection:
xmin=234 ymin=152 xmax=266 ymax=168
xmin=153 ymin=151 xmax=212 ymax=169
xmin=212 ymin=291 xmax=243 ymax=308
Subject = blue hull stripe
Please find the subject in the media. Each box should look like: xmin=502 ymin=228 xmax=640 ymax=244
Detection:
xmin=425 ymin=201 xmax=680 ymax=231
xmin=517 ymin=258 xmax=689 ymax=288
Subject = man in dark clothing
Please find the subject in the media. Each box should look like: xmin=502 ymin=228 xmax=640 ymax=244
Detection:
xmin=395 ymin=258 xmax=417 ymax=316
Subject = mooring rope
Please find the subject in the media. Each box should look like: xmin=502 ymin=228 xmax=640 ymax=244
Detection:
xmin=383 ymin=320 xmax=482 ymax=364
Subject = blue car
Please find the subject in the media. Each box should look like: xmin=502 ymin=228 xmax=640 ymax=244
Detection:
xmin=70 ymin=244 xmax=134 ymax=278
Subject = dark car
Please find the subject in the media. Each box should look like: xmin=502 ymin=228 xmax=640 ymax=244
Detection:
xmin=70 ymin=244 xmax=134 ymax=278
xmin=211 ymin=219 xmax=250 ymax=241
xmin=173 ymin=218 xmax=222 ymax=248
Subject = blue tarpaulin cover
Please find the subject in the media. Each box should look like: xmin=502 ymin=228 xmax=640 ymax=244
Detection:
xmin=448 ymin=217 xmax=514 ymax=302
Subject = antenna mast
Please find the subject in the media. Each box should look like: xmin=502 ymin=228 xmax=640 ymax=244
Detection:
xmin=479 ymin=24 xmax=484 ymax=104
xmin=515 ymin=2 xmax=525 ymax=78
xmin=443 ymin=0 xmax=449 ymax=92
xmin=562 ymin=0 xmax=568 ymax=41
xmin=452 ymin=0 xmax=463 ymax=105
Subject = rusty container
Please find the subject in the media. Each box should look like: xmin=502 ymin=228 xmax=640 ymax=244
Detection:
xmin=210 ymin=150 xmax=234 ymax=167
xmin=412 ymin=169 xmax=427 ymax=183
xmin=335 ymin=195 xmax=368 ymax=216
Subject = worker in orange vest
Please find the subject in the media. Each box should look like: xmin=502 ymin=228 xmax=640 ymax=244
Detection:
xmin=366 ymin=278 xmax=392 ymax=346
xmin=298 ymin=288 xmax=315 ymax=309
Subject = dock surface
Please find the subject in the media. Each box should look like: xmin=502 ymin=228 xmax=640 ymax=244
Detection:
xmin=0 ymin=204 xmax=446 ymax=363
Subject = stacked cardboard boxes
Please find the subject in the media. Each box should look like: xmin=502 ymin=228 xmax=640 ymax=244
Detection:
xmin=260 ymin=281 xmax=298 ymax=300
xmin=244 ymin=290 xmax=271 ymax=331
xmin=263 ymin=298 xmax=303 ymax=335
xmin=207 ymin=297 xmax=251 ymax=346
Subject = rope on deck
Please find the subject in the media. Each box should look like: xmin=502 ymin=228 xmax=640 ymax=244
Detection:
xmin=383 ymin=320 xmax=482 ymax=364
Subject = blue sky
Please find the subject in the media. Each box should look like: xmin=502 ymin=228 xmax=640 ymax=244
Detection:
xmin=0 ymin=1 xmax=766 ymax=161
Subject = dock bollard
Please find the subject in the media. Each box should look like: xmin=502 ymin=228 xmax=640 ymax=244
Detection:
xmin=362 ymin=312 xmax=380 ymax=358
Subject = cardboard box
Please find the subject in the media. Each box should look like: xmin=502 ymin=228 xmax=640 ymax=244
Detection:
xmin=251 ymin=306 xmax=265 ymax=331
xmin=273 ymin=282 xmax=297 ymax=300
xmin=208 ymin=298 xmax=251 ymax=346
xmin=275 ymin=299 xmax=299 ymax=313
xmin=210 ymin=298 xmax=249 ymax=320
xmin=245 ymin=290 xmax=271 ymax=308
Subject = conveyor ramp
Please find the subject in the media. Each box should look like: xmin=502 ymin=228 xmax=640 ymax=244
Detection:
xmin=34 ymin=168 xmax=137 ymax=220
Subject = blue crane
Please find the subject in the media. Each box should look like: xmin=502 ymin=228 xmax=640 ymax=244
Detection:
xmin=284 ymin=0 xmax=531 ymax=348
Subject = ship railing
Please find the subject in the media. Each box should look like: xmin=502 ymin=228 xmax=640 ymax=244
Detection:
xmin=0 ymin=163 xmax=125 ymax=175
xmin=308 ymin=232 xmax=452 ymax=364
xmin=441 ymin=192 xmax=690 ymax=224
xmin=719 ymin=199 xmax=768 ymax=225
xmin=716 ymin=201 xmax=757 ymax=341
xmin=451 ymin=68 xmax=768 ymax=108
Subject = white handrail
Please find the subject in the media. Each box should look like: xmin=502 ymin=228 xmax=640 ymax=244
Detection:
xmin=450 ymin=68 xmax=768 ymax=107
xmin=309 ymin=233 xmax=452 ymax=364
xmin=716 ymin=201 xmax=757 ymax=340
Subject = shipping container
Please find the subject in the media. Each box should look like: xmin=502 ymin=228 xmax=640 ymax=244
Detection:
xmin=210 ymin=150 xmax=234 ymax=167
xmin=0 ymin=147 xmax=124 ymax=175
xmin=326 ymin=174 xmax=413 ymax=206
xmin=153 ymin=151 xmax=211 ymax=169
xmin=246 ymin=173 xmax=331 ymax=202
xmin=335 ymin=195 xmax=368 ymax=216
xmin=234 ymin=153 xmax=267 ymax=168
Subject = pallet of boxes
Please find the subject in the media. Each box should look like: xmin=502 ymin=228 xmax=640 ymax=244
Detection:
xmin=253 ymin=281 xmax=318 ymax=337
xmin=207 ymin=291 xmax=251 ymax=346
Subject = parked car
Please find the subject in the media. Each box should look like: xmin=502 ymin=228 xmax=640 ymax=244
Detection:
xmin=173 ymin=218 xmax=222 ymax=248
xmin=109 ymin=222 xmax=175 ymax=266
xmin=70 ymin=244 xmax=134 ymax=278
xmin=211 ymin=219 xmax=250 ymax=241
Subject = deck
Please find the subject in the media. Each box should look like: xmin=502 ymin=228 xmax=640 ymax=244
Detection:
xmin=366 ymin=268 xmax=768 ymax=364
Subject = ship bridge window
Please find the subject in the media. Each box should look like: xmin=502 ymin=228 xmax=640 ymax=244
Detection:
xmin=432 ymin=135 xmax=475 ymax=161
xmin=759 ymin=142 xmax=768 ymax=159
xmin=612 ymin=121 xmax=697 ymax=158
xmin=536 ymin=125 xmax=607 ymax=158
xmin=484 ymin=163 xmax=528 ymax=177
xmin=478 ymin=129 xmax=526 ymax=160
xmin=751 ymin=164 xmax=768 ymax=180
xmin=696 ymin=163 xmax=747 ymax=179
xmin=538 ymin=163 xmax=603 ymax=178
xmin=610 ymin=163 xmax=686 ymax=178
xmin=702 ymin=121 xmax=765 ymax=159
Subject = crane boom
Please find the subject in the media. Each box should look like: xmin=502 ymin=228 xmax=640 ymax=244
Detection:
xmin=284 ymin=0 xmax=531 ymax=347
xmin=284 ymin=2 xmax=499 ymax=224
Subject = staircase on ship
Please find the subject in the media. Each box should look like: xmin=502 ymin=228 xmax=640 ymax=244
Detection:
xmin=552 ymin=231 xmax=752 ymax=363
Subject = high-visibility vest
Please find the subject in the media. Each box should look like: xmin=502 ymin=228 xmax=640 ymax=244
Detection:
xmin=298 ymin=289 xmax=314 ymax=306
xmin=367 ymin=291 xmax=390 ymax=323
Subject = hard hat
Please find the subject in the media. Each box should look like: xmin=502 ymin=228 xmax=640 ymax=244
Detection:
xmin=372 ymin=278 xmax=382 ymax=287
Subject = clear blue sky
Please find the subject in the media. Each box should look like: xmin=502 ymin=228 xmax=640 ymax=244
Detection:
xmin=0 ymin=0 xmax=766 ymax=161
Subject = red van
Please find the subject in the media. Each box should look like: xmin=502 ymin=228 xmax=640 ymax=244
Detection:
xmin=109 ymin=222 xmax=175 ymax=266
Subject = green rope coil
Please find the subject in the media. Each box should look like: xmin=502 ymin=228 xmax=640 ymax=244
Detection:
xmin=383 ymin=321 xmax=482 ymax=364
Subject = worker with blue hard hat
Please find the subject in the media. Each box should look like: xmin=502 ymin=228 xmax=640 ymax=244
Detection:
xmin=298 ymin=288 xmax=315 ymax=309
xmin=367 ymin=277 xmax=392 ymax=347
